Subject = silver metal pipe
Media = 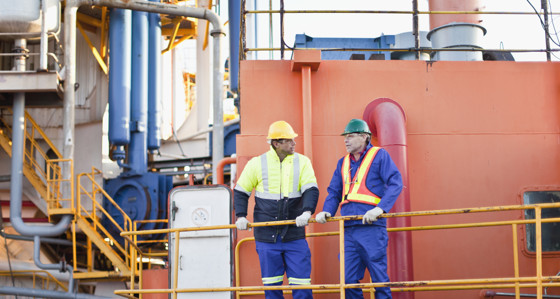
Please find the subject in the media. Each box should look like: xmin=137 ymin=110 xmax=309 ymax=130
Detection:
xmin=10 ymin=39 xmax=72 ymax=237
xmin=33 ymin=236 xmax=75 ymax=292
xmin=1 ymin=233 xmax=74 ymax=246
xmin=40 ymin=0 xmax=48 ymax=70
xmin=483 ymin=291 xmax=560 ymax=298
xmin=0 ymin=287 xmax=111 ymax=299
xmin=211 ymin=28 xmax=226 ymax=184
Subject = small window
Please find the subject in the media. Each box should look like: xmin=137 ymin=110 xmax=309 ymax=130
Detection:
xmin=523 ymin=191 xmax=560 ymax=252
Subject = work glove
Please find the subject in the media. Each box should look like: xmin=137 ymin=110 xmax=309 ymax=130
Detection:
xmin=315 ymin=211 xmax=331 ymax=224
xmin=295 ymin=211 xmax=312 ymax=227
xmin=362 ymin=207 xmax=384 ymax=224
xmin=236 ymin=217 xmax=250 ymax=230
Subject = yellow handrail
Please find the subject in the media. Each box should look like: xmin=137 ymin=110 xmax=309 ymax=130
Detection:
xmin=74 ymin=168 xmax=134 ymax=274
xmin=0 ymin=108 xmax=72 ymax=216
xmin=115 ymin=201 xmax=560 ymax=298
xmin=0 ymin=270 xmax=68 ymax=292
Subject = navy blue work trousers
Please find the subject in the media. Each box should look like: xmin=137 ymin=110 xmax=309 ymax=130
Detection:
xmin=344 ymin=225 xmax=391 ymax=299
xmin=255 ymin=238 xmax=313 ymax=299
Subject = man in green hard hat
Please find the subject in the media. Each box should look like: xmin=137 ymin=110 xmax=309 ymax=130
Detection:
xmin=316 ymin=118 xmax=403 ymax=299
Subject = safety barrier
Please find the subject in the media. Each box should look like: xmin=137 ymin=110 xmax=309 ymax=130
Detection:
xmin=73 ymin=167 xmax=133 ymax=278
xmin=114 ymin=201 xmax=560 ymax=299
xmin=0 ymin=109 xmax=73 ymax=216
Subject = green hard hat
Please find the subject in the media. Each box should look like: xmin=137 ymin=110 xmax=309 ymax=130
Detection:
xmin=341 ymin=119 xmax=371 ymax=135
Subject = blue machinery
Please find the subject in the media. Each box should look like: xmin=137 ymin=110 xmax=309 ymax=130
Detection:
xmin=104 ymin=5 xmax=172 ymax=238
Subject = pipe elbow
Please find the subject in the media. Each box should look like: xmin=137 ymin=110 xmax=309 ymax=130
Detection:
xmin=363 ymin=98 xmax=407 ymax=146
xmin=12 ymin=215 xmax=72 ymax=237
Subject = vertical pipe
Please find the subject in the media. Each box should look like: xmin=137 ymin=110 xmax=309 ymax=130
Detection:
xmin=301 ymin=66 xmax=313 ymax=162
xmin=211 ymin=30 xmax=225 ymax=184
xmin=108 ymin=8 xmax=131 ymax=161
xmin=412 ymin=0 xmax=420 ymax=60
xmin=542 ymin=0 xmax=551 ymax=61
xmin=363 ymin=98 xmax=414 ymax=299
xmin=129 ymin=10 xmax=149 ymax=173
xmin=63 ymin=2 xmax=79 ymax=203
xmin=39 ymin=0 xmax=48 ymax=70
xmin=11 ymin=38 xmax=71 ymax=237
xmin=427 ymin=0 xmax=482 ymax=30
xmin=147 ymin=0 xmax=162 ymax=151
xmin=33 ymin=236 xmax=75 ymax=292
xmin=228 ymin=0 xmax=241 ymax=93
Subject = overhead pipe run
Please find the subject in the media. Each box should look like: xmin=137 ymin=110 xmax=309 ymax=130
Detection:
xmin=363 ymin=98 xmax=414 ymax=299
xmin=64 ymin=0 xmax=226 ymax=182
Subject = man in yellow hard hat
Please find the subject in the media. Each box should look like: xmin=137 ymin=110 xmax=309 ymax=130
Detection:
xmin=234 ymin=120 xmax=319 ymax=299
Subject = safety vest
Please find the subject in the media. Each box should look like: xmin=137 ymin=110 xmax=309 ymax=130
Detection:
xmin=235 ymin=148 xmax=318 ymax=200
xmin=341 ymin=146 xmax=382 ymax=206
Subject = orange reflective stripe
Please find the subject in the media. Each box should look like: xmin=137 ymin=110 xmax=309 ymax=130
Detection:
xmin=341 ymin=147 xmax=382 ymax=206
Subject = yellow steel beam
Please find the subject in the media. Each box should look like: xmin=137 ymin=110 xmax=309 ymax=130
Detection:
xmin=77 ymin=12 xmax=102 ymax=28
xmin=76 ymin=21 xmax=108 ymax=74
xmin=100 ymin=7 xmax=108 ymax=59
xmin=162 ymin=17 xmax=182 ymax=54
xmin=161 ymin=27 xmax=196 ymax=38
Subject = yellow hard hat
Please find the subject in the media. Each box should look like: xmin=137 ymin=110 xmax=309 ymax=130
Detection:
xmin=267 ymin=121 xmax=298 ymax=139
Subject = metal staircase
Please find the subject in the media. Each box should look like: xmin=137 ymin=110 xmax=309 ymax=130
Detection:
xmin=0 ymin=109 xmax=134 ymax=280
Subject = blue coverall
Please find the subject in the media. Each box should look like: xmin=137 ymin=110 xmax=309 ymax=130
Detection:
xmin=322 ymin=144 xmax=403 ymax=299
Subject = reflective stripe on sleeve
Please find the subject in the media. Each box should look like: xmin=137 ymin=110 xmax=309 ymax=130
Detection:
xmin=234 ymin=184 xmax=251 ymax=196
xmin=300 ymin=182 xmax=318 ymax=193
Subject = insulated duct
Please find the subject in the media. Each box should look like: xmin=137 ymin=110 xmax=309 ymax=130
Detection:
xmin=363 ymin=98 xmax=413 ymax=299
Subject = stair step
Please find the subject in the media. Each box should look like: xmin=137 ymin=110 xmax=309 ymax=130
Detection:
xmin=76 ymin=218 xmax=131 ymax=277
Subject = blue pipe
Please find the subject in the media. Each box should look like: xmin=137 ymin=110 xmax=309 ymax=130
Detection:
xmin=228 ymin=0 xmax=240 ymax=93
xmin=147 ymin=1 xmax=162 ymax=151
xmin=129 ymin=10 xmax=149 ymax=174
xmin=108 ymin=9 xmax=131 ymax=151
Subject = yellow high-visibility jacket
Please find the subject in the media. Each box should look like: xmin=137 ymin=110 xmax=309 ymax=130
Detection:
xmin=234 ymin=147 xmax=319 ymax=243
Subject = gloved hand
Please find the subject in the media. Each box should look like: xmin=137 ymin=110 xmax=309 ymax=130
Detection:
xmin=236 ymin=217 xmax=250 ymax=230
xmin=295 ymin=211 xmax=312 ymax=227
xmin=362 ymin=207 xmax=384 ymax=224
xmin=315 ymin=211 xmax=331 ymax=224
